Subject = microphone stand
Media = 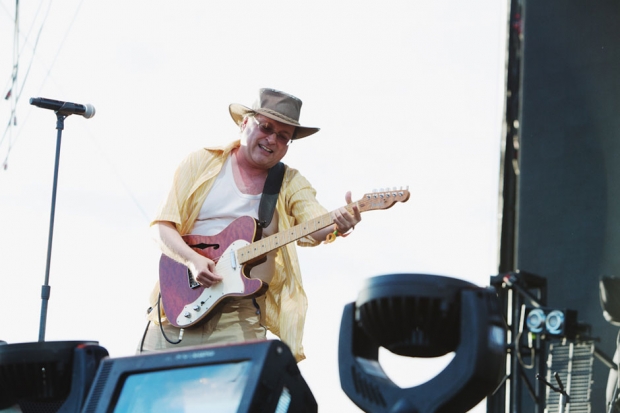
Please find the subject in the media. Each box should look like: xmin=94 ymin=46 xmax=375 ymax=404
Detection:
xmin=38 ymin=112 xmax=67 ymax=342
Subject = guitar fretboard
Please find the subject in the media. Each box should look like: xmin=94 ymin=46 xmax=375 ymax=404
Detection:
xmin=237 ymin=212 xmax=334 ymax=264
xmin=235 ymin=188 xmax=409 ymax=264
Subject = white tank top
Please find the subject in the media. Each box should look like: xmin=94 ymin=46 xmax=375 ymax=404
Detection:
xmin=191 ymin=156 xmax=262 ymax=235
xmin=191 ymin=155 xmax=278 ymax=281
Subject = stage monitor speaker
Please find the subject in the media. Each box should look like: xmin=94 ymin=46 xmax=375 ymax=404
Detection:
xmin=0 ymin=341 xmax=109 ymax=413
xmin=81 ymin=339 xmax=316 ymax=413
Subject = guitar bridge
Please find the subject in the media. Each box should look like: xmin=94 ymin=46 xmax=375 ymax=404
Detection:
xmin=187 ymin=268 xmax=200 ymax=289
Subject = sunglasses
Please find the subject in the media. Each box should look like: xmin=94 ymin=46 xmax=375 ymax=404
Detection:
xmin=251 ymin=116 xmax=293 ymax=146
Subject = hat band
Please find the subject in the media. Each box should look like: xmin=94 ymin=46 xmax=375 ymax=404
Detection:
xmin=257 ymin=108 xmax=301 ymax=126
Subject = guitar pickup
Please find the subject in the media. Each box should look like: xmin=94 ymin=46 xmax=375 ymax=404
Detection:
xmin=230 ymin=248 xmax=238 ymax=270
xmin=187 ymin=268 xmax=200 ymax=289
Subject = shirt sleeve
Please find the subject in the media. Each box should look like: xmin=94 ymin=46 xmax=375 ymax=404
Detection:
xmin=283 ymin=167 xmax=329 ymax=247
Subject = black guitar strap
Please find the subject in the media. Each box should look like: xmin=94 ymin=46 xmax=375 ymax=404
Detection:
xmin=258 ymin=162 xmax=285 ymax=228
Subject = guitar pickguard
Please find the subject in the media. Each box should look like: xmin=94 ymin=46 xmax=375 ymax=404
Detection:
xmin=175 ymin=240 xmax=250 ymax=327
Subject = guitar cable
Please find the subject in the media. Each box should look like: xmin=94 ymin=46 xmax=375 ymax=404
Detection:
xmin=137 ymin=293 xmax=185 ymax=352
xmin=140 ymin=293 xmax=185 ymax=353
xmin=156 ymin=292 xmax=184 ymax=345
xmin=138 ymin=319 xmax=150 ymax=353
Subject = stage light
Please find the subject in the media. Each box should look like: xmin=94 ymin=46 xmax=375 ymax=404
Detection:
xmin=339 ymin=273 xmax=507 ymax=413
xmin=525 ymin=308 xmax=546 ymax=333
xmin=522 ymin=307 xmax=578 ymax=338
xmin=545 ymin=310 xmax=565 ymax=335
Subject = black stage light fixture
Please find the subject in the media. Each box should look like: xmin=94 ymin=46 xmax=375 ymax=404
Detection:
xmin=339 ymin=273 xmax=507 ymax=413
xmin=523 ymin=306 xmax=579 ymax=338
xmin=0 ymin=340 xmax=108 ymax=413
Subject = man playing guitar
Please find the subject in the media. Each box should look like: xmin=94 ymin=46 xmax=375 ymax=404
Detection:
xmin=139 ymin=88 xmax=361 ymax=362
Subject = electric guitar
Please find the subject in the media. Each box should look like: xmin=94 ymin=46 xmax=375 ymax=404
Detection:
xmin=159 ymin=187 xmax=410 ymax=328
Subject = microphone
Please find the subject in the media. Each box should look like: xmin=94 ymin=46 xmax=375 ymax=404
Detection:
xmin=30 ymin=97 xmax=96 ymax=119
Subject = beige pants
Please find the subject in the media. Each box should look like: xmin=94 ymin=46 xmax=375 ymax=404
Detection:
xmin=138 ymin=297 xmax=267 ymax=353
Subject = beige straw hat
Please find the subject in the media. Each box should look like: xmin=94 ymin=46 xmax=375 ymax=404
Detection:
xmin=229 ymin=88 xmax=320 ymax=140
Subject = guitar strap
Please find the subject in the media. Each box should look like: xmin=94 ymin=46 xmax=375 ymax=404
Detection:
xmin=258 ymin=162 xmax=285 ymax=228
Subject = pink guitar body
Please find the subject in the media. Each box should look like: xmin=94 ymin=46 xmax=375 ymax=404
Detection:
xmin=159 ymin=215 xmax=268 ymax=328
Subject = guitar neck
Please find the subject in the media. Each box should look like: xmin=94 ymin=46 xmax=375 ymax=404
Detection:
xmin=237 ymin=211 xmax=334 ymax=264
xmin=236 ymin=187 xmax=409 ymax=264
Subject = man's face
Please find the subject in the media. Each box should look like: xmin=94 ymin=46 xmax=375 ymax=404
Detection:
xmin=239 ymin=114 xmax=295 ymax=170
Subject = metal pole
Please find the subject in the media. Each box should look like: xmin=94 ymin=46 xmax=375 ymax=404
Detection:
xmin=38 ymin=113 xmax=66 ymax=342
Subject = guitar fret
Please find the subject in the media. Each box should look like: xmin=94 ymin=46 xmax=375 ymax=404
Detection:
xmin=289 ymin=227 xmax=299 ymax=240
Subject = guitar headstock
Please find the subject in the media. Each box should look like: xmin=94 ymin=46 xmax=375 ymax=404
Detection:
xmin=356 ymin=187 xmax=410 ymax=212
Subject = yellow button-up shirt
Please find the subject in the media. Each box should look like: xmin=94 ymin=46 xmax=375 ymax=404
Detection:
xmin=148 ymin=140 xmax=327 ymax=361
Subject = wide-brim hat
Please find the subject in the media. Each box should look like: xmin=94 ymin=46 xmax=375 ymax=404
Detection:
xmin=229 ymin=88 xmax=320 ymax=140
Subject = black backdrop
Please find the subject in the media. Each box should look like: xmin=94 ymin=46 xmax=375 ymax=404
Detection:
xmin=515 ymin=0 xmax=620 ymax=411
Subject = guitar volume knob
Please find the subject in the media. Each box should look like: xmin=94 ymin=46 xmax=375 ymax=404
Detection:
xmin=193 ymin=305 xmax=200 ymax=312
xmin=184 ymin=312 xmax=191 ymax=318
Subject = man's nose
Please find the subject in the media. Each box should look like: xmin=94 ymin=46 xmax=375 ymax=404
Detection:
xmin=265 ymin=132 xmax=278 ymax=144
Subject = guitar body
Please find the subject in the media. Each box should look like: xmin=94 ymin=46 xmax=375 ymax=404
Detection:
xmin=159 ymin=215 xmax=268 ymax=329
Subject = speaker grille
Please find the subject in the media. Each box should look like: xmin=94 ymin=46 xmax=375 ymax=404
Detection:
xmin=545 ymin=341 xmax=594 ymax=413
xmin=16 ymin=399 xmax=65 ymax=413
xmin=82 ymin=362 xmax=113 ymax=413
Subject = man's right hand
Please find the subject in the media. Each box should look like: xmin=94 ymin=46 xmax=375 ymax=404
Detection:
xmin=152 ymin=221 xmax=223 ymax=287
xmin=188 ymin=254 xmax=223 ymax=287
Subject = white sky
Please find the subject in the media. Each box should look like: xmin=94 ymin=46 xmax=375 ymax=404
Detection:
xmin=0 ymin=1 xmax=508 ymax=412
